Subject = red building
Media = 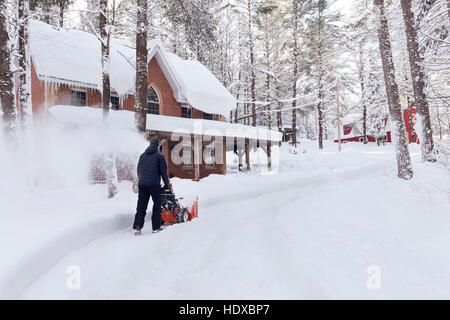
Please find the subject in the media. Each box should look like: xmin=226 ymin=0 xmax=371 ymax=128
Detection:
xmin=334 ymin=106 xmax=419 ymax=144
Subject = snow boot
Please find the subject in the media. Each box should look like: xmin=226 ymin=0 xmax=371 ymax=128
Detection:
xmin=134 ymin=227 xmax=142 ymax=236
xmin=152 ymin=228 xmax=163 ymax=234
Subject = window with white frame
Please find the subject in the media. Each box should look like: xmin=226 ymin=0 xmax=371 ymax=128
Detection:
xmin=70 ymin=89 xmax=87 ymax=106
xmin=182 ymin=144 xmax=193 ymax=167
xmin=147 ymin=86 xmax=160 ymax=114
xmin=204 ymin=144 xmax=215 ymax=168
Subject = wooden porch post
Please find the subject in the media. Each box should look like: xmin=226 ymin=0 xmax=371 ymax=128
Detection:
xmin=194 ymin=135 xmax=201 ymax=181
xmin=237 ymin=149 xmax=243 ymax=171
xmin=245 ymin=139 xmax=250 ymax=171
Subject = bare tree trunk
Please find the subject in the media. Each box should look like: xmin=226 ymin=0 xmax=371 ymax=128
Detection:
xmin=317 ymin=8 xmax=324 ymax=150
xmin=247 ymin=0 xmax=256 ymax=127
xmin=277 ymin=86 xmax=282 ymax=132
xmin=266 ymin=74 xmax=271 ymax=130
xmin=291 ymin=0 xmax=299 ymax=145
xmin=448 ymin=0 xmax=450 ymax=21
xmin=374 ymin=0 xmax=413 ymax=180
xmin=359 ymin=42 xmax=367 ymax=143
xmin=436 ymin=105 xmax=442 ymax=140
xmin=0 ymin=0 xmax=16 ymax=136
xmin=235 ymin=69 xmax=241 ymax=124
xmin=17 ymin=0 xmax=32 ymax=127
xmin=400 ymin=0 xmax=435 ymax=162
xmin=59 ymin=1 xmax=64 ymax=27
xmin=135 ymin=0 xmax=147 ymax=132
xmin=318 ymin=79 xmax=324 ymax=150
xmin=100 ymin=0 xmax=110 ymax=120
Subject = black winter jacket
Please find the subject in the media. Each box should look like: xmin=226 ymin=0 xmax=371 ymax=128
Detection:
xmin=137 ymin=145 xmax=170 ymax=187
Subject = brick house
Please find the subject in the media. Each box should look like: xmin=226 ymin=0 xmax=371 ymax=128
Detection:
xmin=29 ymin=20 xmax=281 ymax=180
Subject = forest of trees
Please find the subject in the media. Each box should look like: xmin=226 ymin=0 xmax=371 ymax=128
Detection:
xmin=0 ymin=0 xmax=449 ymax=181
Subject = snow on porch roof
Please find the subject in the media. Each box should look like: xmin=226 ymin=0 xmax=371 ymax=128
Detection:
xmin=29 ymin=20 xmax=236 ymax=118
xmin=146 ymin=114 xmax=282 ymax=142
xmin=47 ymin=105 xmax=281 ymax=142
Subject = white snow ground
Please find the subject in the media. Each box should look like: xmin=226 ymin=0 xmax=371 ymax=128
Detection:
xmin=0 ymin=140 xmax=449 ymax=299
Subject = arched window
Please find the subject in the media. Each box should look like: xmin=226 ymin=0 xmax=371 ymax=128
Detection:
xmin=147 ymin=86 xmax=160 ymax=114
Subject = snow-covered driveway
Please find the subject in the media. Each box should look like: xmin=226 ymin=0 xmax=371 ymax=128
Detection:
xmin=9 ymin=142 xmax=450 ymax=299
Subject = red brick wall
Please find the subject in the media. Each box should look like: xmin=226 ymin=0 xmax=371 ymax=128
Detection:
xmin=32 ymin=57 xmax=226 ymax=122
xmin=148 ymin=57 xmax=182 ymax=116
xmin=122 ymin=94 xmax=135 ymax=111
xmin=31 ymin=59 xmax=46 ymax=116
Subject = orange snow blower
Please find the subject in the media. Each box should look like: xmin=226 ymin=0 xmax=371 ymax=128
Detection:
xmin=160 ymin=186 xmax=198 ymax=224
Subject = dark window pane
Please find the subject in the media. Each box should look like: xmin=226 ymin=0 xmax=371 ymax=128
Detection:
xmin=147 ymin=86 xmax=159 ymax=103
xmin=204 ymin=113 xmax=213 ymax=120
xmin=71 ymin=90 xmax=86 ymax=106
xmin=147 ymin=86 xmax=160 ymax=114
xmin=147 ymin=102 xmax=160 ymax=114
xmin=181 ymin=107 xmax=192 ymax=118
xmin=111 ymin=96 xmax=120 ymax=110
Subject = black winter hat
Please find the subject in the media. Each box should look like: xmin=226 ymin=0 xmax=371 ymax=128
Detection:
xmin=150 ymin=137 xmax=160 ymax=147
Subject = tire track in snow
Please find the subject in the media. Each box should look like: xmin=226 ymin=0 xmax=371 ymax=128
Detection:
xmin=185 ymin=161 xmax=392 ymax=298
xmin=0 ymin=214 xmax=132 ymax=299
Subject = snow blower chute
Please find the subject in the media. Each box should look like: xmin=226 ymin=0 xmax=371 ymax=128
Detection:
xmin=160 ymin=186 xmax=198 ymax=224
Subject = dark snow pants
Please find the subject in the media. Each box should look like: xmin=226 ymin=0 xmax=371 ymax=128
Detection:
xmin=133 ymin=185 xmax=162 ymax=231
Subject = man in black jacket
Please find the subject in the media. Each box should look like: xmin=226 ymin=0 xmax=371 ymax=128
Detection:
xmin=133 ymin=137 xmax=170 ymax=235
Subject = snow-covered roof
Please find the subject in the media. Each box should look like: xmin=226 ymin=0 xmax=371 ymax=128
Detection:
xmin=341 ymin=113 xmax=363 ymax=125
xmin=29 ymin=20 xmax=236 ymax=117
xmin=47 ymin=105 xmax=281 ymax=142
xmin=146 ymin=114 xmax=282 ymax=141
xmin=163 ymin=53 xmax=236 ymax=117
xmin=29 ymin=19 xmax=135 ymax=96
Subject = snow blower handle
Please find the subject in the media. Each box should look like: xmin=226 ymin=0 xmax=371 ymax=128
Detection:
xmin=163 ymin=183 xmax=173 ymax=193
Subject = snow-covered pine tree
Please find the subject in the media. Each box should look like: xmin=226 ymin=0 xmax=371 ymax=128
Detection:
xmin=0 ymin=0 xmax=16 ymax=137
xmin=365 ymin=50 xmax=389 ymax=143
xmin=256 ymin=0 xmax=281 ymax=130
xmin=81 ymin=0 xmax=100 ymax=34
xmin=303 ymin=0 xmax=340 ymax=149
xmin=373 ymin=0 xmax=413 ymax=179
xmin=345 ymin=0 xmax=374 ymax=144
xmin=55 ymin=0 xmax=73 ymax=27
xmin=30 ymin=0 xmax=73 ymax=27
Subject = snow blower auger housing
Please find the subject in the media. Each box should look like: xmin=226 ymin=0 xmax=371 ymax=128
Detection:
xmin=160 ymin=186 xmax=198 ymax=224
